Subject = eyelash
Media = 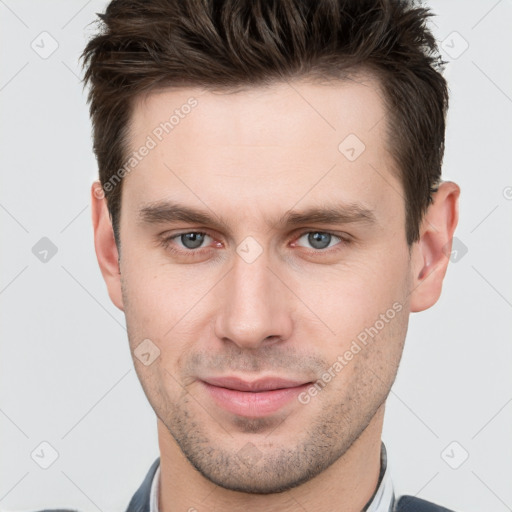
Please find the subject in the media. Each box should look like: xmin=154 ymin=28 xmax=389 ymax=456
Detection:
xmin=159 ymin=230 xmax=351 ymax=258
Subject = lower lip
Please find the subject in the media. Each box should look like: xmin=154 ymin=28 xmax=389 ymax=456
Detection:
xmin=201 ymin=381 xmax=312 ymax=417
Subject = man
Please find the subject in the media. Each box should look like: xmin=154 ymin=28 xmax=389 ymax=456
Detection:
xmin=79 ymin=0 xmax=460 ymax=510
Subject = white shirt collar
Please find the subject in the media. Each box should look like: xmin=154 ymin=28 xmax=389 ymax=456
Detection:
xmin=149 ymin=463 xmax=160 ymax=512
xmin=364 ymin=442 xmax=395 ymax=512
xmin=149 ymin=442 xmax=394 ymax=512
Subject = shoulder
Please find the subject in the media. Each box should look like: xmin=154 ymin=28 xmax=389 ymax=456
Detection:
xmin=396 ymin=495 xmax=459 ymax=512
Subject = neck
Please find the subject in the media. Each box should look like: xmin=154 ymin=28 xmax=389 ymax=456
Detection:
xmin=157 ymin=404 xmax=385 ymax=512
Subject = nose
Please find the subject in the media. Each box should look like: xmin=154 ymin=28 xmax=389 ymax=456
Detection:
xmin=214 ymin=249 xmax=294 ymax=350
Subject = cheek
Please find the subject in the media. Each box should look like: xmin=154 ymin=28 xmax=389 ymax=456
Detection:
xmin=121 ymin=257 xmax=216 ymax=374
xmin=121 ymin=253 xmax=205 ymax=327
xmin=305 ymin=249 xmax=410 ymax=353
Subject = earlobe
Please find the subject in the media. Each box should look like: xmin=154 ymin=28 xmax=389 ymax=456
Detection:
xmin=409 ymin=181 xmax=460 ymax=313
xmin=91 ymin=181 xmax=125 ymax=311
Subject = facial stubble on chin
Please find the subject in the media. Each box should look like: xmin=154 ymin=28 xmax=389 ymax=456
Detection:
xmin=156 ymin=365 xmax=389 ymax=495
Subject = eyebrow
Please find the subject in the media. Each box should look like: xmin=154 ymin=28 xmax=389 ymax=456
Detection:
xmin=138 ymin=200 xmax=376 ymax=232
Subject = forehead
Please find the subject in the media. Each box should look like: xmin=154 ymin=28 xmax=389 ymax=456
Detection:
xmin=122 ymin=76 xmax=403 ymax=229
xmin=130 ymin=75 xmax=388 ymax=153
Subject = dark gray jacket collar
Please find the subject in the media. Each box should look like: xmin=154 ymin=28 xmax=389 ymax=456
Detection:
xmin=125 ymin=457 xmax=160 ymax=512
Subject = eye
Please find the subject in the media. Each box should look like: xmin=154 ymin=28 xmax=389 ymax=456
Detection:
xmin=162 ymin=231 xmax=215 ymax=252
xmin=293 ymin=231 xmax=346 ymax=251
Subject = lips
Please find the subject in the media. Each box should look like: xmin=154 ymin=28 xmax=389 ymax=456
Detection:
xmin=199 ymin=376 xmax=313 ymax=417
xmin=202 ymin=376 xmax=310 ymax=392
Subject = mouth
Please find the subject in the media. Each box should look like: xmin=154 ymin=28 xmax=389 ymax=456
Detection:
xmin=199 ymin=376 xmax=313 ymax=417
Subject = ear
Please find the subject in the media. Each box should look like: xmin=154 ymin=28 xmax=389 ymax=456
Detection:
xmin=409 ymin=181 xmax=460 ymax=312
xmin=91 ymin=181 xmax=124 ymax=311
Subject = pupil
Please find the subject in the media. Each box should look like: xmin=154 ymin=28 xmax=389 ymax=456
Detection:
xmin=183 ymin=233 xmax=204 ymax=249
xmin=309 ymin=232 xmax=330 ymax=249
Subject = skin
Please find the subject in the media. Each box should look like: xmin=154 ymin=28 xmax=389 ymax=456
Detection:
xmin=91 ymin=75 xmax=459 ymax=512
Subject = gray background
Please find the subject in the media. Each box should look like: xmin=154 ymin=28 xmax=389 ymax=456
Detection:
xmin=1 ymin=0 xmax=511 ymax=510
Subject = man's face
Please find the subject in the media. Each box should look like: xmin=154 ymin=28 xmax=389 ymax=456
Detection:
xmin=118 ymin=77 xmax=413 ymax=493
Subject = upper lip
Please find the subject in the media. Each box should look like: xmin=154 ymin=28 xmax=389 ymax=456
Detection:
xmin=202 ymin=376 xmax=311 ymax=392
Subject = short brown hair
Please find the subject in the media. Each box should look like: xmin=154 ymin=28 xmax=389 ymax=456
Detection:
xmin=81 ymin=0 xmax=447 ymax=248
